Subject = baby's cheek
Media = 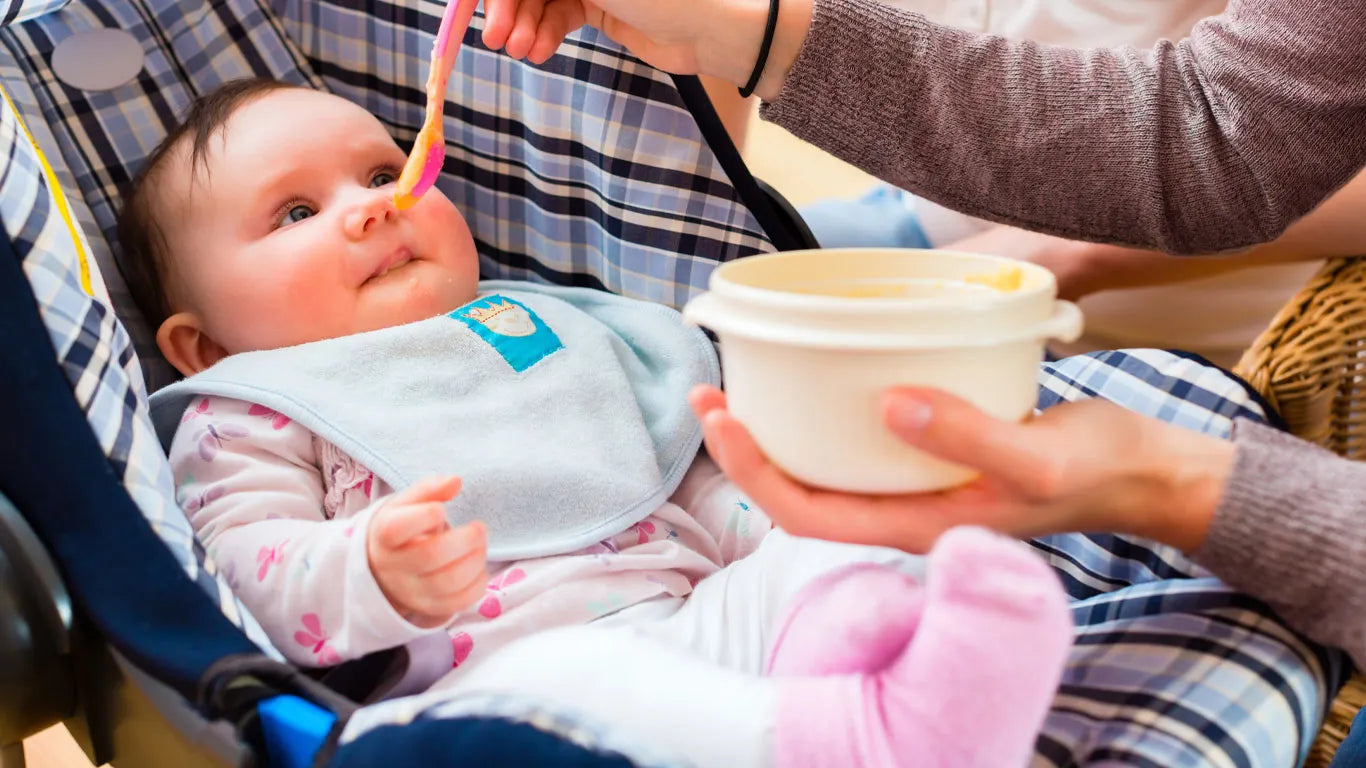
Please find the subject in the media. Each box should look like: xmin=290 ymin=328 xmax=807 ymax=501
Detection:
xmin=425 ymin=196 xmax=475 ymax=253
xmin=223 ymin=272 xmax=348 ymax=350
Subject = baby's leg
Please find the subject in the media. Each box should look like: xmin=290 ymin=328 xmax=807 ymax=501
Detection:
xmin=638 ymin=528 xmax=927 ymax=672
xmin=452 ymin=625 xmax=778 ymax=767
xmin=444 ymin=527 xmax=1069 ymax=767
xmin=774 ymin=527 xmax=1073 ymax=767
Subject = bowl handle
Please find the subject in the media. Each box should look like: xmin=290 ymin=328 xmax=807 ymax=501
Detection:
xmin=1040 ymin=300 xmax=1084 ymax=343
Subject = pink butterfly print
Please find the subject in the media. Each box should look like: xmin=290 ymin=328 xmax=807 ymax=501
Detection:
xmin=182 ymin=398 xmax=213 ymax=423
xmin=632 ymin=520 xmax=657 ymax=545
xmin=196 ymin=422 xmax=250 ymax=461
xmin=294 ymin=614 xmax=341 ymax=665
xmin=478 ymin=568 xmax=527 ymax=619
xmin=248 ymin=404 xmax=292 ymax=430
xmin=181 ymin=483 xmax=226 ymax=513
xmin=257 ymin=539 xmax=289 ymax=582
xmin=451 ymin=632 xmax=473 ymax=668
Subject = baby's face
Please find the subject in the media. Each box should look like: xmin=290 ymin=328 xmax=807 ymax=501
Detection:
xmin=157 ymin=88 xmax=480 ymax=363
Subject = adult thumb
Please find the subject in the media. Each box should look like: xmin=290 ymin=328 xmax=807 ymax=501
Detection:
xmin=881 ymin=388 xmax=1047 ymax=487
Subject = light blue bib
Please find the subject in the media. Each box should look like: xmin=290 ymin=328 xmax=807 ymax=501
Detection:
xmin=150 ymin=282 xmax=720 ymax=560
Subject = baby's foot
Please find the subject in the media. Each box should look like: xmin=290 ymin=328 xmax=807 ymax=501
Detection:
xmin=773 ymin=527 xmax=1073 ymax=768
xmin=922 ymin=526 xmax=1068 ymax=621
xmin=765 ymin=563 xmax=924 ymax=676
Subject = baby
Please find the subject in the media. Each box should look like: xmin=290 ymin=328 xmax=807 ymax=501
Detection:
xmin=122 ymin=77 xmax=1072 ymax=767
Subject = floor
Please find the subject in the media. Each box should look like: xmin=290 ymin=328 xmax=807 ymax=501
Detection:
xmin=17 ymin=729 xmax=92 ymax=768
xmin=18 ymin=105 xmax=875 ymax=768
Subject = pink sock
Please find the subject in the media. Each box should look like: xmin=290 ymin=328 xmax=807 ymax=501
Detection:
xmin=766 ymin=563 xmax=925 ymax=676
xmin=771 ymin=527 xmax=1073 ymax=768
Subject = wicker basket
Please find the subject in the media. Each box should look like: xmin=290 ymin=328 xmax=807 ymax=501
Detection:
xmin=1233 ymin=256 xmax=1366 ymax=768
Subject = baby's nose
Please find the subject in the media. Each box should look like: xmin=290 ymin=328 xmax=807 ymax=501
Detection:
xmin=345 ymin=193 xmax=397 ymax=239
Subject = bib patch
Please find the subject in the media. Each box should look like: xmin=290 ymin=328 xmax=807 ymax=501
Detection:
xmin=451 ymin=294 xmax=563 ymax=372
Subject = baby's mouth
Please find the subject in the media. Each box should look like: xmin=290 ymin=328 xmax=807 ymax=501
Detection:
xmin=367 ymin=247 xmax=415 ymax=282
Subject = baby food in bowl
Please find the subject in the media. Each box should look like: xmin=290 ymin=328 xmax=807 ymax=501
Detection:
xmin=682 ymin=249 xmax=1082 ymax=494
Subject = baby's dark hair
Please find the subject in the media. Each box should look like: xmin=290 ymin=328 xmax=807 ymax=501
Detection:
xmin=116 ymin=76 xmax=301 ymax=330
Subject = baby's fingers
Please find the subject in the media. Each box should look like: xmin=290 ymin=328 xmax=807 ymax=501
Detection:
xmin=427 ymin=544 xmax=489 ymax=597
xmin=389 ymin=475 xmax=463 ymax=506
xmin=412 ymin=521 xmax=488 ymax=575
xmin=414 ymin=563 xmax=490 ymax=622
xmin=372 ymin=501 xmax=449 ymax=550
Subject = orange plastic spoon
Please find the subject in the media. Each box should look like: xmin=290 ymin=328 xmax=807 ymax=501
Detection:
xmin=394 ymin=0 xmax=479 ymax=209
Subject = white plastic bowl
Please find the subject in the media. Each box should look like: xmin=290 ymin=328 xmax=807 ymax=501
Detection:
xmin=682 ymin=249 xmax=1083 ymax=493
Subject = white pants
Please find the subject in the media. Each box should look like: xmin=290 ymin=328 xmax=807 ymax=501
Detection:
xmin=446 ymin=530 xmax=925 ymax=766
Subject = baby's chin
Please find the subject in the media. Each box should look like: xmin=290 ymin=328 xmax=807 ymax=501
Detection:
xmin=355 ymin=274 xmax=480 ymax=332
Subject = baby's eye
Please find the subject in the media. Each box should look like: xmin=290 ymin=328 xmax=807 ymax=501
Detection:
xmin=369 ymin=170 xmax=398 ymax=188
xmin=277 ymin=204 xmax=316 ymax=227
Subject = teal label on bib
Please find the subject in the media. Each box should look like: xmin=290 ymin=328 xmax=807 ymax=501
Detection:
xmin=450 ymin=295 xmax=563 ymax=372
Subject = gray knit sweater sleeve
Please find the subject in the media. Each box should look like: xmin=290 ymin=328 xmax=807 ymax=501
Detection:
xmin=761 ymin=0 xmax=1366 ymax=255
xmin=1194 ymin=419 xmax=1365 ymax=668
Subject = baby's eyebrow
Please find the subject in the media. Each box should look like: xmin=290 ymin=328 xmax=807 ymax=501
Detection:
xmin=256 ymin=165 xmax=307 ymax=198
xmin=344 ymin=132 xmax=407 ymax=160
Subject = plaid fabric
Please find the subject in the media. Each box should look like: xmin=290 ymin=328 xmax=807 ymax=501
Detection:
xmin=1 ymin=0 xmax=769 ymax=391
xmin=0 ymin=0 xmax=326 ymax=390
xmin=0 ymin=68 xmax=279 ymax=655
xmin=1031 ymin=349 xmax=1346 ymax=768
xmin=0 ymin=0 xmax=69 ymax=27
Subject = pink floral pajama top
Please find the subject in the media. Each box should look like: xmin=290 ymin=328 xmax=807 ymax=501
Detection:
xmin=170 ymin=395 xmax=771 ymax=677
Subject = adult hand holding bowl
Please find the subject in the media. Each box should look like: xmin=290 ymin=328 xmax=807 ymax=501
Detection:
xmin=688 ymin=383 xmax=1231 ymax=555
xmin=681 ymin=248 xmax=1083 ymax=494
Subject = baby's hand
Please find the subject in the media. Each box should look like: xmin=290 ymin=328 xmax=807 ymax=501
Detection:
xmin=367 ymin=476 xmax=488 ymax=628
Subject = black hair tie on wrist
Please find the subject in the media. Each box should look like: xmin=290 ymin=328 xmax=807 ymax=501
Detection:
xmin=738 ymin=0 xmax=780 ymax=98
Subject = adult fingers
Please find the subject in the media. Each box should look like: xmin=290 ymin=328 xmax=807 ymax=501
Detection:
xmin=504 ymin=0 xmax=548 ymax=59
xmin=880 ymin=388 xmax=1059 ymax=496
xmin=482 ymin=0 xmax=520 ymax=50
xmin=527 ymin=0 xmax=586 ymax=63
xmin=688 ymin=384 xmax=726 ymax=419
xmin=699 ymin=409 xmax=935 ymax=548
xmin=706 ymin=407 xmax=1021 ymax=551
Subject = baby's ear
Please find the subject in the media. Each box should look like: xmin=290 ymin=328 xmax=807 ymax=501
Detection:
xmin=157 ymin=312 xmax=228 ymax=376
